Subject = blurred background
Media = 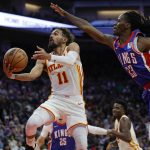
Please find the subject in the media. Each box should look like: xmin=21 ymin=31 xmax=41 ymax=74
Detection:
xmin=0 ymin=0 xmax=150 ymax=149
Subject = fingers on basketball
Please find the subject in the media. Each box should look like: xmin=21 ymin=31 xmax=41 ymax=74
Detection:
xmin=3 ymin=48 xmax=28 ymax=73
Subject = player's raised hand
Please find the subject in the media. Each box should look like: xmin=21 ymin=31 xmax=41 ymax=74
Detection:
xmin=32 ymin=46 xmax=51 ymax=60
xmin=50 ymin=3 xmax=65 ymax=16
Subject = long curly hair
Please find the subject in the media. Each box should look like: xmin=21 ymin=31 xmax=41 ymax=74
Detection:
xmin=123 ymin=11 xmax=150 ymax=37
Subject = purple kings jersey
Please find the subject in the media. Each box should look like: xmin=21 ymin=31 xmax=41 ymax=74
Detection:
xmin=114 ymin=30 xmax=150 ymax=90
xmin=48 ymin=121 xmax=75 ymax=150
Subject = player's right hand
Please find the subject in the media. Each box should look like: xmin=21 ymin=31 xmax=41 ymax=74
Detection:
xmin=3 ymin=61 xmax=15 ymax=79
xmin=50 ymin=3 xmax=65 ymax=16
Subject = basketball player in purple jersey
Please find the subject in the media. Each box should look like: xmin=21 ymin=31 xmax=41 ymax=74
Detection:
xmin=35 ymin=115 xmax=108 ymax=150
xmin=35 ymin=115 xmax=75 ymax=150
xmin=50 ymin=3 xmax=150 ymax=137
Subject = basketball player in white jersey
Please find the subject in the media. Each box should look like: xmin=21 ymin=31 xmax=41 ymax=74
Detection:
xmin=4 ymin=28 xmax=88 ymax=150
xmin=106 ymin=100 xmax=142 ymax=150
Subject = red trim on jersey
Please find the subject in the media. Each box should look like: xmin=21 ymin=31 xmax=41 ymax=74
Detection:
xmin=113 ymin=37 xmax=118 ymax=51
xmin=143 ymin=52 xmax=150 ymax=69
xmin=144 ymin=82 xmax=150 ymax=90
xmin=119 ymin=31 xmax=134 ymax=48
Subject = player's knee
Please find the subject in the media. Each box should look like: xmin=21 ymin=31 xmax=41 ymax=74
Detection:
xmin=26 ymin=115 xmax=38 ymax=128
xmin=26 ymin=115 xmax=40 ymax=136
xmin=72 ymin=126 xmax=88 ymax=150
xmin=75 ymin=140 xmax=87 ymax=150
xmin=75 ymin=134 xmax=87 ymax=150
xmin=26 ymin=107 xmax=54 ymax=136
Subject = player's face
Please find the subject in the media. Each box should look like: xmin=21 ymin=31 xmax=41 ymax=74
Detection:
xmin=113 ymin=14 xmax=129 ymax=36
xmin=48 ymin=29 xmax=66 ymax=51
xmin=112 ymin=103 xmax=123 ymax=118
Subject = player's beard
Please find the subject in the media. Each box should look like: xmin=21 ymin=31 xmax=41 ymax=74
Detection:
xmin=47 ymin=41 xmax=58 ymax=52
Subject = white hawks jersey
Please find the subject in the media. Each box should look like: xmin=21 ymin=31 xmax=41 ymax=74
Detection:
xmin=46 ymin=49 xmax=84 ymax=96
xmin=114 ymin=115 xmax=142 ymax=150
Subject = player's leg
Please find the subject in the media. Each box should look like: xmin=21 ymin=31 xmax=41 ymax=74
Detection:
xmin=71 ymin=125 xmax=88 ymax=150
xmin=65 ymin=96 xmax=88 ymax=150
xmin=25 ymin=107 xmax=55 ymax=149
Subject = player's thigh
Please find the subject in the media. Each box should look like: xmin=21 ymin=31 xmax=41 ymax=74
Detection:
xmin=40 ymin=95 xmax=62 ymax=120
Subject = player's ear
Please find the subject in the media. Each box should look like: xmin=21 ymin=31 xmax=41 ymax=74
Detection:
xmin=63 ymin=37 xmax=68 ymax=43
xmin=125 ymin=22 xmax=131 ymax=29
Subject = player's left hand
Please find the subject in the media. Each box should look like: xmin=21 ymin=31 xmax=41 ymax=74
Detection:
xmin=50 ymin=3 xmax=65 ymax=16
xmin=32 ymin=46 xmax=51 ymax=60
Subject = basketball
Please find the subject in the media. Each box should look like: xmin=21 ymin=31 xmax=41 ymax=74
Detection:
xmin=3 ymin=47 xmax=28 ymax=72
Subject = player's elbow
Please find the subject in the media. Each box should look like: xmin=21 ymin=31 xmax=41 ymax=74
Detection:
xmin=69 ymin=59 xmax=76 ymax=65
xmin=28 ymin=73 xmax=40 ymax=81
xmin=67 ymin=57 xmax=77 ymax=65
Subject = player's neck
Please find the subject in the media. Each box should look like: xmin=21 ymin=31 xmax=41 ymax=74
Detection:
xmin=56 ymin=120 xmax=65 ymax=125
xmin=118 ymin=31 xmax=132 ymax=45
xmin=54 ymin=44 xmax=67 ymax=55
xmin=116 ymin=115 xmax=122 ymax=121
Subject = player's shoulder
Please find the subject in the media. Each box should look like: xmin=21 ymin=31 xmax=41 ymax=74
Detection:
xmin=67 ymin=42 xmax=80 ymax=52
xmin=136 ymin=36 xmax=150 ymax=52
xmin=68 ymin=42 xmax=79 ymax=46
xmin=120 ymin=115 xmax=131 ymax=123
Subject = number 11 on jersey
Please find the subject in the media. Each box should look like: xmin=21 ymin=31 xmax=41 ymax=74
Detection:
xmin=57 ymin=71 xmax=69 ymax=85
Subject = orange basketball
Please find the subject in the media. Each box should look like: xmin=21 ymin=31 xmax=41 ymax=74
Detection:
xmin=3 ymin=47 xmax=28 ymax=72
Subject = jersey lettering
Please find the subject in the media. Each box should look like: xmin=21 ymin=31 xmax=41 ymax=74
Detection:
xmin=125 ymin=65 xmax=137 ymax=78
xmin=54 ymin=129 xmax=68 ymax=138
xmin=118 ymin=52 xmax=137 ymax=65
xmin=48 ymin=64 xmax=63 ymax=74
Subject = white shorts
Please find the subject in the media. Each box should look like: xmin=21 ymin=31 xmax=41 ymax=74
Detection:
xmin=40 ymin=95 xmax=87 ymax=130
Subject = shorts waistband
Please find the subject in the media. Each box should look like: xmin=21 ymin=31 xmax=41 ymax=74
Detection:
xmin=52 ymin=94 xmax=83 ymax=99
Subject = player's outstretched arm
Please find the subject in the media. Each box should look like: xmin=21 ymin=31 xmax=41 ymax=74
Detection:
xmin=33 ymin=43 xmax=80 ymax=66
xmin=50 ymin=3 xmax=115 ymax=49
xmin=51 ymin=42 xmax=79 ymax=65
xmin=87 ymin=125 xmax=108 ymax=135
xmin=50 ymin=42 xmax=79 ymax=65
xmin=4 ymin=60 xmax=45 ymax=81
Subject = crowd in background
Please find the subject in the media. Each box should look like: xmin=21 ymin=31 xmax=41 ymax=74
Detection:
xmin=0 ymin=72 xmax=150 ymax=150
xmin=0 ymin=0 xmax=150 ymax=149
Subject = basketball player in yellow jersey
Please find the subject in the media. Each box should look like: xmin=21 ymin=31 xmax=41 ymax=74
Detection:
xmin=106 ymin=100 xmax=142 ymax=150
xmin=4 ymin=28 xmax=88 ymax=150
